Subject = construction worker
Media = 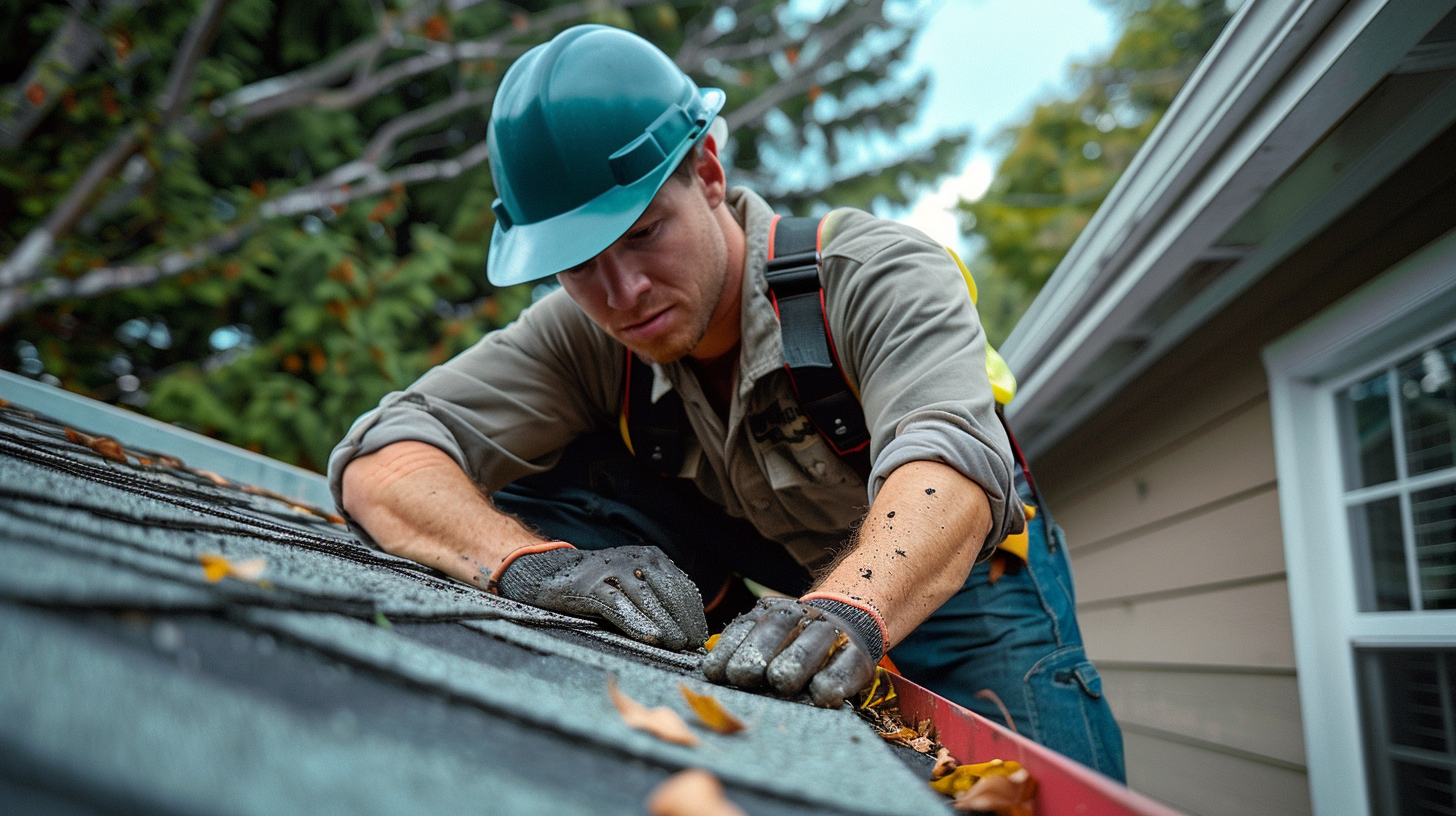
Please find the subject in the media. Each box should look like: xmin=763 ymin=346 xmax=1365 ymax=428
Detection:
xmin=330 ymin=25 xmax=1123 ymax=779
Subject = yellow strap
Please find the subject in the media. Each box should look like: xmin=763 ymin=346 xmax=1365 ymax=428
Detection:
xmin=944 ymin=245 xmax=1017 ymax=406
xmin=996 ymin=503 xmax=1037 ymax=560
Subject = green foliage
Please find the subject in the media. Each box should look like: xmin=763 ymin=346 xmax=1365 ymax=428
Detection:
xmin=1 ymin=0 xmax=958 ymax=470
xmin=962 ymin=0 xmax=1232 ymax=346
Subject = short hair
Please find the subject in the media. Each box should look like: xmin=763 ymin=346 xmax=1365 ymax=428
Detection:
xmin=669 ymin=142 xmax=703 ymax=184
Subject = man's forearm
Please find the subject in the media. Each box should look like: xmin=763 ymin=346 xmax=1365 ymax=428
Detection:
xmin=814 ymin=460 xmax=993 ymax=647
xmin=340 ymin=440 xmax=546 ymax=589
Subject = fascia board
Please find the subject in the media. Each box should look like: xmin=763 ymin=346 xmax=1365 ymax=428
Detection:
xmin=1003 ymin=0 xmax=1455 ymax=441
xmin=1020 ymin=74 xmax=1456 ymax=460
xmin=1002 ymin=0 xmax=1343 ymax=369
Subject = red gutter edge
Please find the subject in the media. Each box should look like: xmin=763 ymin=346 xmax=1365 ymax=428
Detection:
xmin=889 ymin=674 xmax=1188 ymax=816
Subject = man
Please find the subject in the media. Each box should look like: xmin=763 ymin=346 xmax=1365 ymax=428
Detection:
xmin=330 ymin=25 xmax=1123 ymax=779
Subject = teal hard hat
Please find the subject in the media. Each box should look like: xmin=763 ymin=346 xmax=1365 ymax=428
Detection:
xmin=485 ymin=25 xmax=726 ymax=286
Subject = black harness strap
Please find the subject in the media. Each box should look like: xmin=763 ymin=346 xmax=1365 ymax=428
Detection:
xmin=622 ymin=348 xmax=687 ymax=473
xmin=764 ymin=215 xmax=872 ymax=482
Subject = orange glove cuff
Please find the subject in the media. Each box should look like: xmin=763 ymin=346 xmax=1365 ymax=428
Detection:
xmin=487 ymin=541 xmax=574 ymax=591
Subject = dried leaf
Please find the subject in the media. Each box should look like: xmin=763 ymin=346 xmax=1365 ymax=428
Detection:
xmin=930 ymin=759 xmax=1023 ymax=796
xmin=857 ymin=666 xmax=898 ymax=710
xmin=65 ymin=427 xmax=89 ymax=445
xmin=608 ymin=677 xmax=698 ymax=746
xmin=89 ymin=436 xmax=127 ymax=463
xmin=704 ymin=633 xmax=721 ymax=652
xmin=877 ymin=727 xmax=918 ymax=742
xmin=194 ymin=469 xmax=230 ymax=486
xmin=988 ymin=552 xmax=1007 ymax=585
xmin=198 ymin=554 xmax=267 ymax=584
xmin=646 ymin=769 xmax=748 ymax=816
xmin=931 ymin=747 xmax=958 ymax=781
xmin=156 ymin=454 xmax=184 ymax=469
xmin=325 ymin=513 xmax=347 ymax=525
xmin=908 ymin=735 xmax=934 ymax=753
xmin=952 ymin=768 xmax=1036 ymax=814
xmin=679 ymin=685 xmax=746 ymax=734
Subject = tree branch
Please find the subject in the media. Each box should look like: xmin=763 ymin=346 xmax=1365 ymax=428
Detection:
xmin=0 ymin=0 xmax=234 ymax=290
xmin=0 ymin=8 xmax=103 ymax=148
xmin=722 ymin=0 xmax=887 ymax=132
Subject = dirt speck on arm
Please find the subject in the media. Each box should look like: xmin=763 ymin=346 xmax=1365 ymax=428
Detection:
xmin=924 ymin=488 xmax=936 ymax=495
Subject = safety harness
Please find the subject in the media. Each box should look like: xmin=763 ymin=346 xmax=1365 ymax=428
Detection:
xmin=619 ymin=214 xmax=1041 ymax=555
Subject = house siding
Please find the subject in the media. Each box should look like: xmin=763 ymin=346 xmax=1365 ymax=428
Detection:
xmin=1018 ymin=120 xmax=1456 ymax=816
xmin=1038 ymin=365 xmax=1309 ymax=815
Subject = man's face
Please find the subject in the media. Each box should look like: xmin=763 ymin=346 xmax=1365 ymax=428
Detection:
xmin=555 ymin=165 xmax=734 ymax=365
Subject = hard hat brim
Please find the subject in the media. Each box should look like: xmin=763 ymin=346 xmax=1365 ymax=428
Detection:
xmin=486 ymin=88 xmax=727 ymax=287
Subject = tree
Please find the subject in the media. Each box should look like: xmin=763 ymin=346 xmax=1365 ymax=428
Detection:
xmin=960 ymin=0 xmax=1232 ymax=346
xmin=0 ymin=0 xmax=962 ymax=470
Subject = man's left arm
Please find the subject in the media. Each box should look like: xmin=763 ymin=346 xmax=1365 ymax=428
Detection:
xmin=703 ymin=460 xmax=989 ymax=706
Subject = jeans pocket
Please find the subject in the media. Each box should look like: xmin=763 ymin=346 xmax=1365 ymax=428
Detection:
xmin=1022 ymin=645 xmax=1126 ymax=782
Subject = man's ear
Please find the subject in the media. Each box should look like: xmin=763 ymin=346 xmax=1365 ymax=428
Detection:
xmin=695 ymin=139 xmax=726 ymax=208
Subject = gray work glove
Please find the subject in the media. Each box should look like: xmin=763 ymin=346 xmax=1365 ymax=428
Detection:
xmin=496 ymin=545 xmax=708 ymax=652
xmin=702 ymin=597 xmax=883 ymax=708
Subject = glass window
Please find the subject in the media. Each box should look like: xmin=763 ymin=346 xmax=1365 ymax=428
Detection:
xmin=1341 ymin=332 xmax=1456 ymax=613
xmin=1359 ymin=649 xmax=1456 ymax=816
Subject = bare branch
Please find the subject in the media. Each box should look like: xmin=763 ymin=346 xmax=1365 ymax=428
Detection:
xmin=0 ymin=223 xmax=258 ymax=327
xmin=722 ymin=0 xmax=887 ymax=132
xmin=0 ymin=10 xmax=103 ymax=148
xmin=0 ymin=0 xmax=235 ymax=289
xmin=0 ymin=134 xmax=493 ymax=326
xmin=262 ymin=137 xmax=491 ymax=218
xmin=156 ymin=0 xmax=234 ymax=129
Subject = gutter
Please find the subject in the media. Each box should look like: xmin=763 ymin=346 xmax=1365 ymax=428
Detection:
xmin=998 ymin=0 xmax=1456 ymax=459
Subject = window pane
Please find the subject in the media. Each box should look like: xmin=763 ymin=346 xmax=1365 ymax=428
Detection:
xmin=1381 ymin=651 xmax=1449 ymax=752
xmin=1394 ymin=762 xmax=1455 ymax=816
xmin=1341 ymin=371 xmax=1398 ymax=488
xmin=1401 ymin=337 xmax=1456 ymax=477
xmin=1352 ymin=497 xmax=1411 ymax=611
xmin=1414 ymin=483 xmax=1456 ymax=610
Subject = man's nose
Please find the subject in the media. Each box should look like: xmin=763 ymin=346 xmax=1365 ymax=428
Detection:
xmin=599 ymin=253 xmax=650 ymax=311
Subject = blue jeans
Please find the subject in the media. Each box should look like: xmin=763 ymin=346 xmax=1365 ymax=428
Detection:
xmin=495 ymin=434 xmax=1125 ymax=781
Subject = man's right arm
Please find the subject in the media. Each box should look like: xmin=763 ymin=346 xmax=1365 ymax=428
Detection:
xmin=340 ymin=440 xmax=543 ymax=590
xmin=341 ymin=440 xmax=710 ymax=650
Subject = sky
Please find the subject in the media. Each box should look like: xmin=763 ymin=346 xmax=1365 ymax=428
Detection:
xmin=892 ymin=0 xmax=1118 ymax=249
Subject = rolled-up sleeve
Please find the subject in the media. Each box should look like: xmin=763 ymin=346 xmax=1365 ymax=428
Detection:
xmin=822 ymin=214 xmax=1023 ymax=556
xmin=325 ymin=290 xmax=622 ymax=515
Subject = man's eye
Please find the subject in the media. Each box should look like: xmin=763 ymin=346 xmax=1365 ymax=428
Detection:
xmin=628 ymin=222 xmax=659 ymax=241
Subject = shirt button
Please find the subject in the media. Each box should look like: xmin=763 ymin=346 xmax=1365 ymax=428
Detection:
xmin=813 ymin=461 xmax=827 ymax=476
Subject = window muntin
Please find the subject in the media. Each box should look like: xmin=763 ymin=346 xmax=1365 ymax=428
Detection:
xmin=1340 ymin=334 xmax=1456 ymax=612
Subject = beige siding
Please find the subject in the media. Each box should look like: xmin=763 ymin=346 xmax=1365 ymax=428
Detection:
xmin=1036 ymin=361 xmax=1310 ymax=815
xmin=1124 ymin=730 xmax=1311 ymax=816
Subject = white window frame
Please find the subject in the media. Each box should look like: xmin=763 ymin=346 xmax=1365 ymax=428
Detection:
xmin=1265 ymin=226 xmax=1456 ymax=816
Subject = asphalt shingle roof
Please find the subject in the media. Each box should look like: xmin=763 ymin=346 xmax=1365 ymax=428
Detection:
xmin=0 ymin=395 xmax=948 ymax=816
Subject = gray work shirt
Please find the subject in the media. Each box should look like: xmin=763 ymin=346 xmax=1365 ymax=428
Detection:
xmin=328 ymin=188 xmax=1022 ymax=570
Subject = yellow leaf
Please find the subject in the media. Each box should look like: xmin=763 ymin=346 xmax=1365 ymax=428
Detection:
xmin=198 ymin=554 xmax=267 ymax=584
xmin=704 ymin=633 xmax=721 ymax=652
xmin=608 ymin=676 xmax=698 ymax=746
xmin=678 ymin=685 xmax=747 ymax=734
xmin=646 ymin=769 xmax=748 ymax=816
xmin=199 ymin=554 xmax=230 ymax=583
xmin=952 ymin=768 xmax=1036 ymax=814
xmin=857 ymin=665 xmax=898 ymax=710
xmin=876 ymin=727 xmax=919 ymax=742
xmin=930 ymin=759 xmax=1023 ymax=796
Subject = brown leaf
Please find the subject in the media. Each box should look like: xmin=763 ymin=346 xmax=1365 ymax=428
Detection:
xmin=608 ymin=677 xmax=698 ymax=746
xmin=194 ymin=469 xmax=230 ymax=486
xmin=876 ymin=727 xmax=919 ymax=742
xmin=907 ymin=735 xmax=934 ymax=753
xmin=931 ymin=747 xmax=958 ymax=781
xmin=646 ymin=769 xmax=748 ymax=816
xmin=65 ymin=427 xmax=89 ymax=445
xmin=679 ymin=685 xmax=746 ymax=734
xmin=25 ymin=82 xmax=45 ymax=106
xmin=89 ymin=436 xmax=127 ymax=463
xmin=952 ymin=768 xmax=1036 ymax=814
